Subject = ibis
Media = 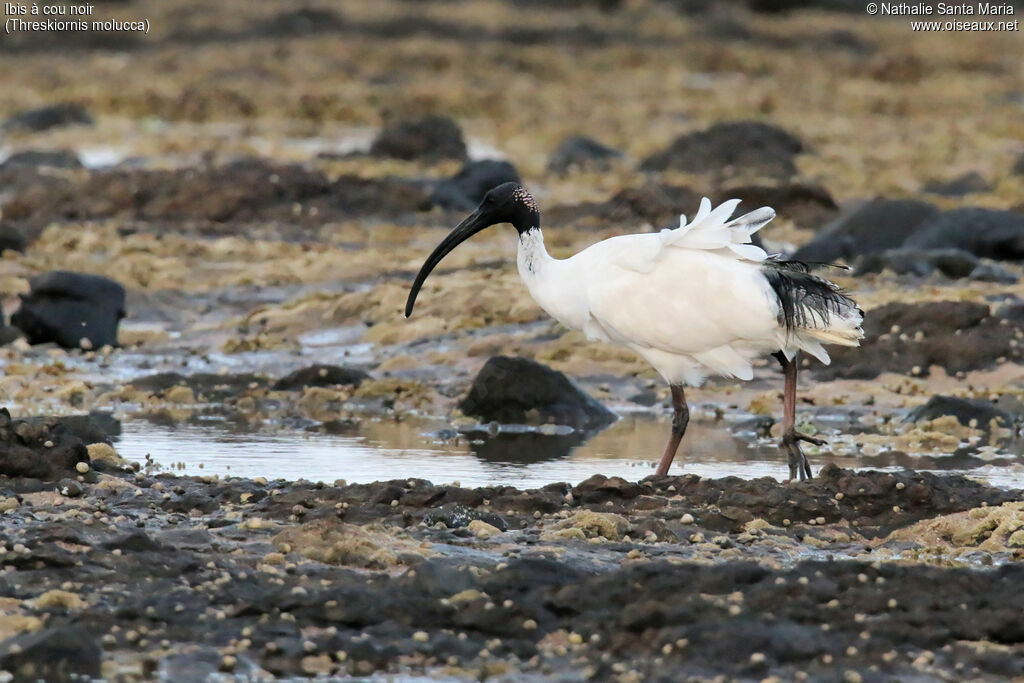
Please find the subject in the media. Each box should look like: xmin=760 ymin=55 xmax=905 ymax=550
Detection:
xmin=405 ymin=183 xmax=863 ymax=480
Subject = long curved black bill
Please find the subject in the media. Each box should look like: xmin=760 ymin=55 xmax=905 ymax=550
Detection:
xmin=405 ymin=209 xmax=488 ymax=317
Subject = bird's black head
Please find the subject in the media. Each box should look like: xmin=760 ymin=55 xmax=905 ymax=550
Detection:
xmin=405 ymin=182 xmax=539 ymax=317
xmin=477 ymin=182 xmax=540 ymax=235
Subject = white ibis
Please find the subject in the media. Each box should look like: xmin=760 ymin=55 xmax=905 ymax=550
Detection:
xmin=405 ymin=183 xmax=864 ymax=480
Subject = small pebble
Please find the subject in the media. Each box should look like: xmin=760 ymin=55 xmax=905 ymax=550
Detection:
xmin=75 ymin=462 xmax=90 ymax=474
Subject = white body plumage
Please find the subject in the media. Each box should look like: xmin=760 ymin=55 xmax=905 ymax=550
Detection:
xmin=515 ymin=198 xmax=864 ymax=387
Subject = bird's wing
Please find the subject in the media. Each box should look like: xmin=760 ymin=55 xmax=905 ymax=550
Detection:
xmin=583 ymin=247 xmax=782 ymax=358
xmin=654 ymin=197 xmax=774 ymax=263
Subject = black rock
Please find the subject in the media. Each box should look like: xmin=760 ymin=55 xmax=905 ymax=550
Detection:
xmin=906 ymin=395 xmax=1016 ymax=431
xmin=251 ymin=7 xmax=346 ymax=37
xmin=0 ymin=149 xmax=82 ymax=170
xmin=11 ymin=270 xmax=125 ymax=349
xmin=714 ymin=183 xmax=839 ymax=230
xmin=968 ymin=262 xmax=1019 ymax=284
xmin=57 ymin=478 xmax=83 ymax=497
xmin=817 ymin=300 xmax=1024 ymax=380
xmin=0 ymin=223 xmax=27 ymax=253
xmin=640 ymin=121 xmax=804 ymax=179
xmin=457 ymin=356 xmax=616 ymax=430
xmin=994 ymin=300 xmax=1024 ymax=323
xmin=792 ymin=197 xmax=940 ymax=263
xmin=547 ymin=136 xmax=623 ymax=174
xmin=546 ymin=181 xmax=702 ymax=230
xmin=922 ymin=171 xmax=991 ymax=197
xmin=369 ymin=115 xmax=468 ymax=162
xmin=0 ymin=408 xmax=90 ymax=480
xmin=1012 ymin=152 xmax=1024 ymax=176
xmin=129 ymin=371 xmax=269 ymax=400
xmin=856 ymin=248 xmax=981 ymax=278
xmin=431 ymin=159 xmax=521 ymax=211
xmin=0 ymin=625 xmax=102 ymax=682
xmin=0 ymin=323 xmax=25 ymax=345
xmin=273 ymin=364 xmax=371 ymax=391
xmin=3 ymin=103 xmax=94 ymax=132
xmin=24 ymin=412 xmax=121 ymax=445
xmin=422 ymin=503 xmax=508 ymax=531
xmin=904 ymin=208 xmax=1024 ymax=261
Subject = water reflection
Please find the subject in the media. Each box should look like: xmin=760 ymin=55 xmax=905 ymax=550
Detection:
xmin=112 ymin=413 xmax=1024 ymax=489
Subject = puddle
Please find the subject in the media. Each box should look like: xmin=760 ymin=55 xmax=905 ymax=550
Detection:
xmin=114 ymin=414 xmax=1024 ymax=489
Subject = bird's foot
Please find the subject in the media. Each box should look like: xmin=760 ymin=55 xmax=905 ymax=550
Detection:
xmin=780 ymin=431 xmax=825 ymax=481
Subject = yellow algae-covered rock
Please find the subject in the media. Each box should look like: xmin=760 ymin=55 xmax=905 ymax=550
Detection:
xmin=447 ymin=589 xmax=487 ymax=605
xmin=0 ymin=613 xmax=43 ymax=641
xmin=87 ymin=442 xmax=128 ymax=466
xmin=297 ymin=387 xmax=349 ymax=419
xmin=273 ymin=518 xmax=429 ymax=569
xmin=0 ymin=497 xmax=19 ymax=513
xmin=884 ymin=502 xmax=1024 ymax=552
xmin=550 ymin=510 xmax=630 ymax=541
xmin=164 ymin=385 xmax=196 ymax=404
xmin=540 ymin=527 xmax=588 ymax=542
xmin=353 ymin=378 xmax=431 ymax=404
xmin=743 ymin=518 xmax=774 ymax=533
xmin=467 ymin=520 xmax=502 ymax=539
xmin=29 ymin=589 xmax=88 ymax=610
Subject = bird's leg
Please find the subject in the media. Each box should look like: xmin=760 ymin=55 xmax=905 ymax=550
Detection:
xmin=656 ymin=385 xmax=689 ymax=476
xmin=773 ymin=352 xmax=824 ymax=481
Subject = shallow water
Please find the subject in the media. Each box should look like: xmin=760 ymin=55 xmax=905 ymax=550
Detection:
xmin=115 ymin=414 xmax=1024 ymax=488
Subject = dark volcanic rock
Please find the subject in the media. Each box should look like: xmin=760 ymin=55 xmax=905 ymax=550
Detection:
xmin=24 ymin=413 xmax=121 ymax=446
xmin=0 ymin=465 xmax=1022 ymax=681
xmin=1012 ymin=152 xmax=1024 ymax=176
xmin=0 ymin=323 xmax=25 ymax=345
xmin=431 ymin=159 xmax=521 ymax=210
xmin=130 ymin=371 xmax=270 ymax=400
xmin=922 ymin=171 xmax=991 ymax=197
xmin=818 ymin=300 xmax=1024 ymax=380
xmin=458 ymin=356 xmax=616 ymax=430
xmin=0 ymin=223 xmax=26 ymax=253
xmin=0 ymin=149 xmax=82 ymax=170
xmin=273 ymin=364 xmax=371 ymax=391
xmin=369 ymin=115 xmax=468 ymax=162
xmin=907 ymin=395 xmax=1017 ymax=431
xmin=715 ymin=182 xmax=839 ymax=231
xmin=792 ymin=197 xmax=941 ymax=263
xmin=251 ymin=7 xmax=346 ymax=37
xmin=0 ymin=625 xmax=102 ymax=682
xmin=3 ymin=103 xmax=94 ymax=132
xmin=11 ymin=270 xmax=125 ymax=349
xmin=0 ymin=157 xmax=431 ymax=239
xmin=547 ymin=181 xmax=701 ymax=230
xmin=640 ymin=121 xmax=804 ymax=179
xmin=0 ymin=408 xmax=90 ymax=480
xmin=547 ymin=135 xmax=623 ymax=174
xmin=904 ymin=208 xmax=1024 ymax=261
xmin=855 ymin=248 xmax=1018 ymax=282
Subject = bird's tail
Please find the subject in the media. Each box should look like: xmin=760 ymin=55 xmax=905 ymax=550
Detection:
xmin=762 ymin=258 xmax=864 ymax=364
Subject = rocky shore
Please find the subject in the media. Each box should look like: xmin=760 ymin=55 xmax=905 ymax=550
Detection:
xmin=2 ymin=447 xmax=1023 ymax=681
